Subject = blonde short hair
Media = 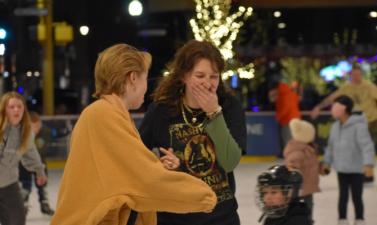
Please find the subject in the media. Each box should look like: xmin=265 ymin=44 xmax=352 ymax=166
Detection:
xmin=93 ymin=43 xmax=152 ymax=98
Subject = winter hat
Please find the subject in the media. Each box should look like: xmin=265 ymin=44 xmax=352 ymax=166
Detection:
xmin=289 ymin=119 xmax=315 ymax=143
xmin=334 ymin=95 xmax=353 ymax=114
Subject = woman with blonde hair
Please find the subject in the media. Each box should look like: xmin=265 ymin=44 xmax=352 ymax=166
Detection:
xmin=0 ymin=91 xmax=47 ymax=225
xmin=51 ymin=43 xmax=217 ymax=225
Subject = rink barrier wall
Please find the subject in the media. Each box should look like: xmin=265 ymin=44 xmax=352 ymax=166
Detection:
xmin=40 ymin=111 xmax=376 ymax=169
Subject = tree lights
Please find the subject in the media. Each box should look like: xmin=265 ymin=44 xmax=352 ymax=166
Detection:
xmin=189 ymin=0 xmax=254 ymax=80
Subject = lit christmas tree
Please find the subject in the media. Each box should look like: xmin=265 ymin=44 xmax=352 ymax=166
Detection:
xmin=189 ymin=0 xmax=254 ymax=80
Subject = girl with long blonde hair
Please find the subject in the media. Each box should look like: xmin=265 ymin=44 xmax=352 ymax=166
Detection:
xmin=0 ymin=91 xmax=47 ymax=225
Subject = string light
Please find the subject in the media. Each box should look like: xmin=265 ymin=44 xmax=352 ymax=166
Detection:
xmin=222 ymin=63 xmax=255 ymax=80
xmin=190 ymin=0 xmax=255 ymax=80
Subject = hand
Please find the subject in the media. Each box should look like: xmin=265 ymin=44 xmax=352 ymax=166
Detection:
xmin=268 ymin=90 xmax=278 ymax=102
xmin=36 ymin=175 xmax=47 ymax=186
xmin=160 ymin=147 xmax=180 ymax=170
xmin=204 ymin=208 xmax=214 ymax=213
xmin=363 ymin=165 xmax=374 ymax=178
xmin=191 ymin=82 xmax=219 ymax=114
xmin=310 ymin=106 xmax=321 ymax=119
xmin=319 ymin=162 xmax=331 ymax=176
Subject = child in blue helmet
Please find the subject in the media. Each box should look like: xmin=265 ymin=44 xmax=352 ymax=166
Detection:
xmin=256 ymin=165 xmax=312 ymax=225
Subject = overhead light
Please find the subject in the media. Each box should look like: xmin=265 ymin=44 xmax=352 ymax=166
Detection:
xmin=0 ymin=44 xmax=5 ymax=55
xmin=0 ymin=28 xmax=6 ymax=40
xmin=3 ymin=71 xmax=9 ymax=78
xmin=370 ymin=11 xmax=377 ymax=18
xmin=128 ymin=0 xmax=143 ymax=16
xmin=79 ymin=26 xmax=89 ymax=36
xmin=273 ymin=11 xmax=281 ymax=18
xmin=278 ymin=22 xmax=286 ymax=29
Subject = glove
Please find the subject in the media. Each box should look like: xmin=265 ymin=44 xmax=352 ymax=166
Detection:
xmin=363 ymin=165 xmax=374 ymax=178
xmin=319 ymin=162 xmax=331 ymax=176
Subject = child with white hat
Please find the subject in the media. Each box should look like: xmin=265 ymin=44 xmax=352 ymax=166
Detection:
xmin=284 ymin=118 xmax=320 ymax=224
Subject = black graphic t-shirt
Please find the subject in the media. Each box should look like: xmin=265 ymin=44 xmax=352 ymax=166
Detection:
xmin=139 ymin=95 xmax=246 ymax=225
xmin=169 ymin=122 xmax=234 ymax=204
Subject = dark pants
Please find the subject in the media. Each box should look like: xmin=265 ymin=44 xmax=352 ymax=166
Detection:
xmin=337 ymin=173 xmax=364 ymax=220
xmin=278 ymin=124 xmax=292 ymax=157
xmin=301 ymin=194 xmax=314 ymax=223
xmin=19 ymin=163 xmax=48 ymax=203
xmin=0 ymin=182 xmax=26 ymax=225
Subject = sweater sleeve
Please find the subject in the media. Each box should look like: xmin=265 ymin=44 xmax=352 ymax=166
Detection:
xmin=205 ymin=114 xmax=242 ymax=172
xmin=323 ymin=126 xmax=334 ymax=166
xmin=20 ymin=132 xmax=46 ymax=177
xmin=366 ymin=81 xmax=377 ymax=100
xmin=87 ymin=107 xmax=217 ymax=214
xmin=356 ymin=121 xmax=375 ymax=166
xmin=204 ymin=95 xmax=246 ymax=172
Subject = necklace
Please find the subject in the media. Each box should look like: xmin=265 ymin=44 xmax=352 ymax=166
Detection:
xmin=182 ymin=102 xmax=205 ymax=123
xmin=181 ymin=103 xmax=205 ymax=128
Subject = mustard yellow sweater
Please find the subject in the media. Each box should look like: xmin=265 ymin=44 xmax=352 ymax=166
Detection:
xmin=50 ymin=94 xmax=217 ymax=225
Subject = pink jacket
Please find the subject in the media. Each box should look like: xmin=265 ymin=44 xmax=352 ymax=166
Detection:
xmin=284 ymin=140 xmax=320 ymax=196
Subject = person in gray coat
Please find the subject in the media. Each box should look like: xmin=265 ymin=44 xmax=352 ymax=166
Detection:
xmin=322 ymin=95 xmax=375 ymax=225
xmin=0 ymin=92 xmax=47 ymax=225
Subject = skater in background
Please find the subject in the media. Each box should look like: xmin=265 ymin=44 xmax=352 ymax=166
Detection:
xmin=283 ymin=118 xmax=320 ymax=223
xmin=0 ymin=91 xmax=47 ymax=225
xmin=310 ymin=65 xmax=377 ymax=159
xmin=19 ymin=111 xmax=54 ymax=216
xmin=50 ymin=43 xmax=217 ymax=225
xmin=255 ymin=165 xmax=311 ymax=225
xmin=321 ymin=95 xmax=375 ymax=225
xmin=268 ymin=81 xmax=301 ymax=156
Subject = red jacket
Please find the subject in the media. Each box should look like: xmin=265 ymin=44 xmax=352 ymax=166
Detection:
xmin=276 ymin=83 xmax=301 ymax=125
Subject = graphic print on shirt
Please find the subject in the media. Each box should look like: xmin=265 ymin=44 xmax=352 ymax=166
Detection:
xmin=169 ymin=123 xmax=234 ymax=203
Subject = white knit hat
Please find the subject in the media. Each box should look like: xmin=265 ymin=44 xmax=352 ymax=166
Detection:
xmin=289 ymin=119 xmax=315 ymax=143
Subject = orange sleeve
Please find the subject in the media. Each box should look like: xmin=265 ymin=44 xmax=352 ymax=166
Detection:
xmin=86 ymin=104 xmax=217 ymax=213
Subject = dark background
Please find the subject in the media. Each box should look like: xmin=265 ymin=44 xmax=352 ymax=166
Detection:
xmin=0 ymin=0 xmax=377 ymax=113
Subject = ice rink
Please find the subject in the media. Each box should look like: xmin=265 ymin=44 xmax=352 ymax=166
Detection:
xmin=26 ymin=160 xmax=377 ymax=225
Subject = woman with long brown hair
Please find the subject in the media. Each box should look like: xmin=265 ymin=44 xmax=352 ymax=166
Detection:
xmin=140 ymin=40 xmax=247 ymax=225
xmin=0 ymin=91 xmax=47 ymax=225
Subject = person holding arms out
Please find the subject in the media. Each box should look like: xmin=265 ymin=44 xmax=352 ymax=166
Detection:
xmin=50 ymin=43 xmax=217 ymax=225
xmin=310 ymin=65 xmax=377 ymax=153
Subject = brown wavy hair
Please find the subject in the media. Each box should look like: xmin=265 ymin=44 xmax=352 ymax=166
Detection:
xmin=93 ymin=43 xmax=152 ymax=98
xmin=0 ymin=92 xmax=31 ymax=154
xmin=152 ymin=40 xmax=229 ymax=114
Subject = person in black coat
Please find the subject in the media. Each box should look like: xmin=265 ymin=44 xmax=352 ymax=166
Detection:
xmin=256 ymin=165 xmax=312 ymax=225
